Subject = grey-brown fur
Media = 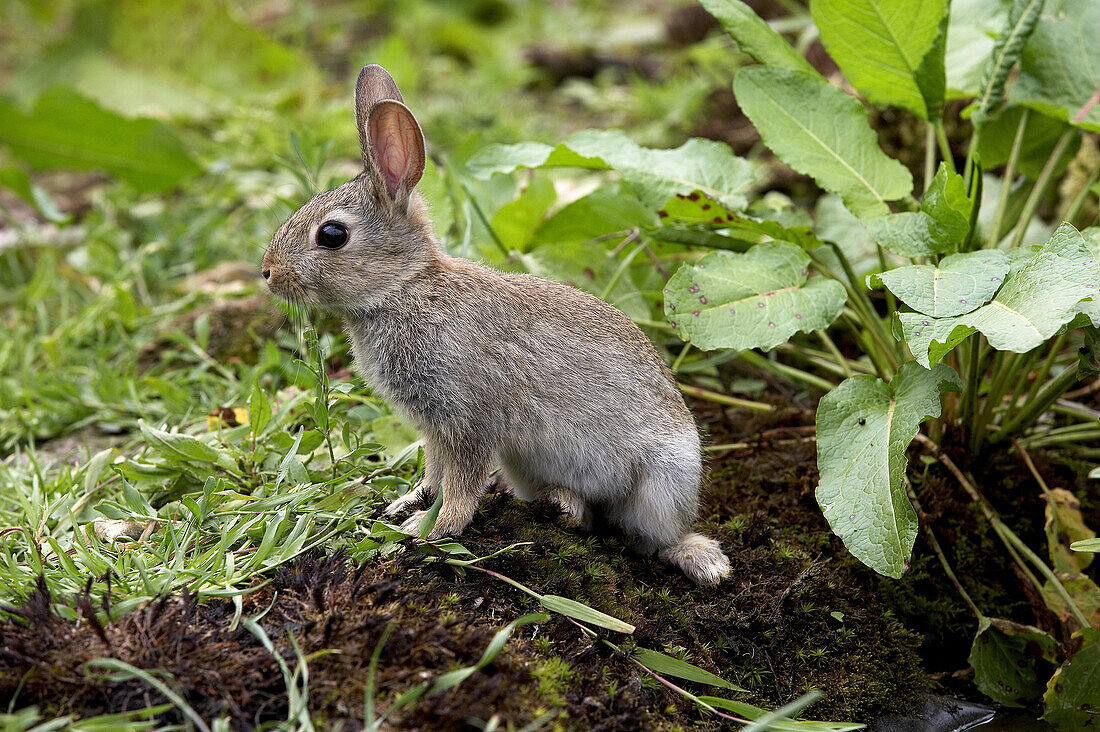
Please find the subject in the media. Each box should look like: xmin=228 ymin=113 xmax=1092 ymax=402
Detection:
xmin=262 ymin=65 xmax=731 ymax=585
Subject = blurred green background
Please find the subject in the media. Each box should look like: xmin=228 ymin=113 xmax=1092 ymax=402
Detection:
xmin=0 ymin=0 xmax=757 ymax=449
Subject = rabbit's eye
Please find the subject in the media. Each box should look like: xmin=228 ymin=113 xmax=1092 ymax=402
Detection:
xmin=317 ymin=222 xmax=349 ymax=249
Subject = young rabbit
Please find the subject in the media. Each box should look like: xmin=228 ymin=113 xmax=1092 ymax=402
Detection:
xmin=262 ymin=65 xmax=732 ymax=585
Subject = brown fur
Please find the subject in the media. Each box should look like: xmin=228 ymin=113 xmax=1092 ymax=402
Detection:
xmin=261 ymin=66 xmax=731 ymax=584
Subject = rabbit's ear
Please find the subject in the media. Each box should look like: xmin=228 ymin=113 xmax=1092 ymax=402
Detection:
xmin=354 ymin=65 xmax=403 ymax=165
xmin=367 ymin=99 xmax=425 ymax=205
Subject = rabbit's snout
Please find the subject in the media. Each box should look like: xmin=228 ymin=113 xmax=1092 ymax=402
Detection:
xmin=260 ymin=248 xmax=297 ymax=299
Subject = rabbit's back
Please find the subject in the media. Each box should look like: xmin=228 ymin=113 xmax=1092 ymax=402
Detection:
xmin=348 ymin=253 xmax=698 ymax=497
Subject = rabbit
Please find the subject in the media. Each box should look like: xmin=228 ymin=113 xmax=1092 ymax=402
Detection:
xmin=261 ymin=65 xmax=732 ymax=585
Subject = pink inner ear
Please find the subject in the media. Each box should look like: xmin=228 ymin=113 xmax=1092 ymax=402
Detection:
xmin=370 ymin=108 xmax=420 ymax=200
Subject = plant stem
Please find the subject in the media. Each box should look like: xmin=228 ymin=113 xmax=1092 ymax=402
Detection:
xmin=632 ymin=318 xmax=674 ymax=331
xmin=738 ymin=350 xmax=838 ymax=392
xmin=677 ymin=382 xmax=774 ymax=412
xmin=964 ymin=126 xmax=982 ymax=189
xmin=924 ymin=123 xmax=937 ymax=194
xmin=915 ymin=434 xmax=1091 ymax=628
xmin=993 ymin=363 xmax=1082 ymax=444
xmin=989 ymin=108 xmax=1029 ymax=246
xmin=816 ymin=329 xmax=853 ymax=378
xmin=1029 ymin=335 xmax=1068 ymax=408
xmin=778 ymin=345 xmax=857 ymax=378
xmin=1063 ymin=164 xmax=1100 ymax=225
xmin=999 ymin=523 xmax=1092 ymax=629
xmin=841 ymin=311 xmax=890 ymax=380
xmin=670 ymin=342 xmax=692 ymax=374
xmin=600 ymin=230 xmax=644 ymax=300
xmin=1009 ymin=128 xmax=1077 ymax=250
xmin=974 ymin=350 xmax=1017 ymax=446
xmin=1004 ymin=348 xmax=1042 ymax=417
xmin=877 ymin=246 xmax=897 ymax=320
xmin=960 ymin=336 xmax=984 ymax=433
xmin=906 ymin=479 xmax=982 ymax=618
xmin=934 ymin=120 xmax=956 ymax=175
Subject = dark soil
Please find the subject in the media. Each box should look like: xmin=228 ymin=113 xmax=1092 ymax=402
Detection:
xmin=2 ymin=397 xmax=1090 ymax=730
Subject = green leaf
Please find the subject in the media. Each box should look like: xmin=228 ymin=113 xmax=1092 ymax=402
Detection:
xmin=810 ymin=0 xmax=948 ymax=119
xmin=867 ymin=163 xmax=973 ymax=257
xmin=632 ymin=647 xmax=745 ymax=691
xmin=921 ymin=163 xmax=973 ymax=241
xmin=865 ymin=212 xmax=953 ymax=257
xmin=468 ymin=130 xmax=754 ymax=210
xmin=901 ymin=223 xmax=1100 ymax=366
xmin=659 ymin=191 xmax=824 ymax=250
xmin=249 ymin=384 xmax=271 ymax=438
xmin=1010 ymin=0 xmax=1100 ymax=132
xmin=945 ymin=0 xmax=1010 ymax=98
xmin=914 ymin=12 xmax=949 ymax=120
xmin=1042 ymin=628 xmax=1100 ymax=728
xmin=663 ymin=241 xmax=847 ymax=351
xmin=698 ymin=696 xmax=863 ymax=731
xmin=815 ymin=362 xmax=962 ymax=578
xmin=491 ymin=174 xmax=556 ymax=253
xmin=1072 ymin=538 xmax=1100 ymax=552
xmin=0 ymin=88 xmax=201 ymax=191
xmin=1044 ymin=488 xmax=1095 ymax=574
xmin=969 ymin=616 xmax=1057 ymax=707
xmin=0 ymin=166 xmax=68 ymax=223
xmin=968 ymin=0 xmax=1046 ymax=125
xmin=531 ymin=186 xmax=658 ymax=248
xmin=370 ymin=416 xmax=420 ymax=455
xmin=871 ymin=251 xmax=1009 ymax=317
xmin=734 ymin=67 xmax=913 ymax=217
xmin=539 ymin=595 xmax=635 ymax=633
xmin=138 ymin=420 xmax=235 ymax=471
xmin=698 ymin=0 xmax=816 ymax=73
xmin=897 ymin=315 xmax=977 ymax=368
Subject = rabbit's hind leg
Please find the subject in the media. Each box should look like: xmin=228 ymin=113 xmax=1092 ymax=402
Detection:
xmin=609 ymin=453 xmax=731 ymax=586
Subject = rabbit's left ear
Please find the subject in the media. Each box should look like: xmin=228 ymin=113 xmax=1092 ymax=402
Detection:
xmin=366 ymin=99 xmax=425 ymax=206
xmin=354 ymin=65 xmax=403 ymax=166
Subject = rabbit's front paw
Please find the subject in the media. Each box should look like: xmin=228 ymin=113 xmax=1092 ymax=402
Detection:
xmin=399 ymin=509 xmax=468 ymax=540
xmin=385 ymin=487 xmax=427 ymax=517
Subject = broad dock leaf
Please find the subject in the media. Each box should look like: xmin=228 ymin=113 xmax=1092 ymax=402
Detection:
xmin=700 ymin=0 xmax=816 ymax=73
xmin=969 ymin=617 xmax=1057 ymax=707
xmin=811 ymin=0 xmax=948 ymax=119
xmin=0 ymin=88 xmax=201 ymax=191
xmin=663 ymin=241 xmax=846 ymax=351
xmin=1010 ymin=0 xmax=1100 ymax=132
xmin=871 ymin=251 xmax=1009 ymax=318
xmin=901 ymin=223 xmax=1100 ymax=366
xmin=815 ymin=362 xmax=961 ymax=578
xmin=734 ymin=67 xmax=912 ymax=217
xmin=468 ymin=130 xmax=753 ymax=210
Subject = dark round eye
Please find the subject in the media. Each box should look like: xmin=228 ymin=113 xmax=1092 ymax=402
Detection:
xmin=317 ymin=221 xmax=348 ymax=249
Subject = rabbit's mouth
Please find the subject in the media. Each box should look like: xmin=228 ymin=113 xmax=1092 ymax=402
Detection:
xmin=264 ymin=269 xmax=311 ymax=304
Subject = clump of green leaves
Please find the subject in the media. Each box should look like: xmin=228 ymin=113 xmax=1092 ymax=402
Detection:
xmin=466 ymin=0 xmax=1100 ymax=723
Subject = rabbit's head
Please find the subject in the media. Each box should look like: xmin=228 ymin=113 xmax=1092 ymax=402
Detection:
xmin=262 ymin=65 xmax=432 ymax=312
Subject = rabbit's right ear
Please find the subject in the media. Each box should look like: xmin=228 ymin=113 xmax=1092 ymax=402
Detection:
xmin=354 ymin=65 xmax=404 ymax=166
xmin=366 ymin=100 xmax=425 ymax=208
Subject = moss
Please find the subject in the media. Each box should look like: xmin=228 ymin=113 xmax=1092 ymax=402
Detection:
xmin=532 ymin=657 xmax=576 ymax=706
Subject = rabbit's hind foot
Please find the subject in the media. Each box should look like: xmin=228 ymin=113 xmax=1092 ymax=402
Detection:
xmin=547 ymin=486 xmax=592 ymax=531
xmin=660 ymin=533 xmax=732 ymax=586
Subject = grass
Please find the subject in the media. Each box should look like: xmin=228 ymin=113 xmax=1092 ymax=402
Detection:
xmin=4 ymin=0 xmax=1074 ymax=727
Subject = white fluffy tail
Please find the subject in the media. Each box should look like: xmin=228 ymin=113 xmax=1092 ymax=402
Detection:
xmin=660 ymin=533 xmax=732 ymax=586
